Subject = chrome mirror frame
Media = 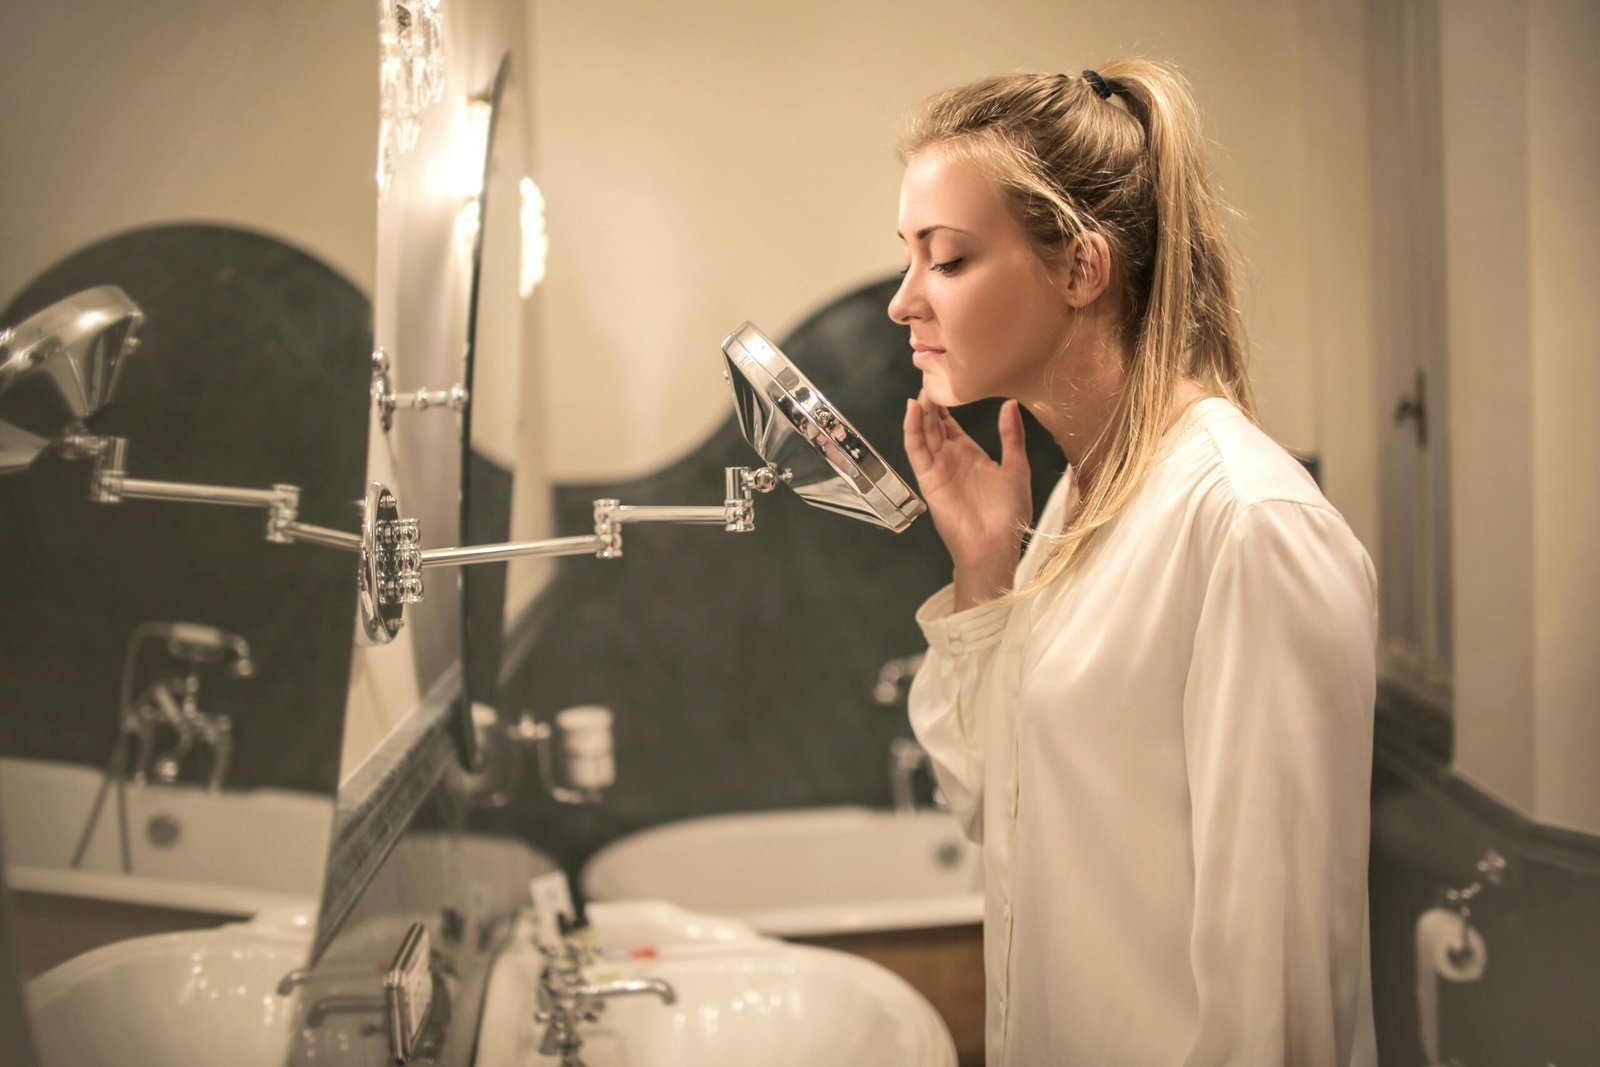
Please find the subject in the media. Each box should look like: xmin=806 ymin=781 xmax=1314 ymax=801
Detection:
xmin=720 ymin=321 xmax=926 ymax=532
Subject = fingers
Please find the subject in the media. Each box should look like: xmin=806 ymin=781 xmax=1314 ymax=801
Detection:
xmin=923 ymin=401 xmax=945 ymax=456
xmin=903 ymin=398 xmax=932 ymax=472
xmin=998 ymin=399 xmax=1030 ymax=475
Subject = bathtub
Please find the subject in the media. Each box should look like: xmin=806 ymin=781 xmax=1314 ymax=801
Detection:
xmin=0 ymin=756 xmax=332 ymax=916
xmin=582 ymin=806 xmax=983 ymax=938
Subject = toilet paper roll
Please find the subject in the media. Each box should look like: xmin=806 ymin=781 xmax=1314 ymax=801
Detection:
xmin=1415 ymin=906 xmax=1487 ymax=1065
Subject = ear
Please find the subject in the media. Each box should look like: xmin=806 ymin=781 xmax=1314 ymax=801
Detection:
xmin=1059 ymin=232 xmax=1114 ymax=308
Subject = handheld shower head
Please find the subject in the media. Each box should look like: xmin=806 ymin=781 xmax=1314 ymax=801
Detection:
xmin=0 ymin=285 xmax=142 ymax=474
xmin=160 ymin=622 xmax=255 ymax=678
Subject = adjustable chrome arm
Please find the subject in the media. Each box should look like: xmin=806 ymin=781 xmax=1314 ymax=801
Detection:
xmin=58 ymin=431 xmax=361 ymax=550
xmin=415 ymin=463 xmax=787 ymax=569
xmin=51 ymin=430 xmax=786 ymax=646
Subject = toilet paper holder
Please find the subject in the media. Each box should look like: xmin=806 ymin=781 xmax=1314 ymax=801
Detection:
xmin=1437 ymin=848 xmax=1509 ymax=965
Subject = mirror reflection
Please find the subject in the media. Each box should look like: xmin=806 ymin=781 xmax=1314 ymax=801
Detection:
xmin=0 ymin=3 xmax=374 ymax=1056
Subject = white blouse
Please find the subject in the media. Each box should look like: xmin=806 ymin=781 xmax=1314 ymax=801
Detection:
xmin=909 ymin=398 xmax=1378 ymax=1066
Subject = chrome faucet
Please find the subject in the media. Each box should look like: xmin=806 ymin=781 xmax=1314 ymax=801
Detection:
xmin=872 ymin=653 xmax=925 ymax=705
xmin=535 ymin=928 xmax=676 ymax=1067
xmin=70 ymin=621 xmax=253 ymax=873
xmin=889 ymin=736 xmax=947 ymax=815
xmin=126 ymin=671 xmax=235 ymax=791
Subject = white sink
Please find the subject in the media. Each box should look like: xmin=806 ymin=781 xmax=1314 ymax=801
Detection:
xmin=476 ymin=902 xmax=956 ymax=1067
xmin=27 ymin=920 xmax=311 ymax=1067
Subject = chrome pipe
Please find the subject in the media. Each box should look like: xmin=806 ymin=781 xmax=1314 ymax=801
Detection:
xmin=418 ymin=534 xmax=603 ymax=568
xmin=611 ymin=505 xmax=726 ymax=524
xmin=573 ymin=977 xmax=677 ymax=1006
xmin=117 ymin=478 xmax=284 ymax=507
xmin=279 ymin=522 xmax=362 ymax=551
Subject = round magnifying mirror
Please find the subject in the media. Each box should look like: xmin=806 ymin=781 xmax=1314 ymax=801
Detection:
xmin=720 ymin=322 xmax=925 ymax=532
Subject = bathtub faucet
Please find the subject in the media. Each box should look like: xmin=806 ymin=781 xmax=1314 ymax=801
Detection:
xmin=535 ymin=930 xmax=676 ymax=1066
xmin=889 ymin=737 xmax=947 ymax=815
xmin=872 ymin=653 xmax=925 ymax=705
xmin=126 ymin=673 xmax=235 ymax=792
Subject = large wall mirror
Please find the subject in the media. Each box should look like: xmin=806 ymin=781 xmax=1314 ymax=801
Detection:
xmin=0 ymin=1 xmax=375 ymax=1059
xmin=459 ymin=53 xmax=527 ymax=767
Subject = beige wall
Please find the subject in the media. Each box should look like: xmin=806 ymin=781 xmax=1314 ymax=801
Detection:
xmin=0 ymin=3 xmax=375 ymax=303
xmin=1442 ymin=0 xmax=1600 ymax=834
xmin=1527 ymin=0 xmax=1600 ymax=831
xmin=527 ymin=0 xmax=1371 ymax=515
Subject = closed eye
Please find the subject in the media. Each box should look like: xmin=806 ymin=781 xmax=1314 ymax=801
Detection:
xmin=931 ymin=258 xmax=965 ymax=275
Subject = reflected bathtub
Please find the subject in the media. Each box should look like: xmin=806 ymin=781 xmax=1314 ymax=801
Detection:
xmin=582 ymin=806 xmax=983 ymax=937
xmin=0 ymin=756 xmax=331 ymax=916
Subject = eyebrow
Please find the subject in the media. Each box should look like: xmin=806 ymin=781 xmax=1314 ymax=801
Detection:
xmin=896 ymin=224 xmax=974 ymax=241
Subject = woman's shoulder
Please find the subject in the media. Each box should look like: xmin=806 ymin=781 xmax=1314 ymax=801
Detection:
xmin=1153 ymin=398 xmax=1363 ymax=567
xmin=1170 ymin=397 xmax=1330 ymax=516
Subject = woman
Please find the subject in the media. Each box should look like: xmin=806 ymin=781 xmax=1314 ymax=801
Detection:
xmin=896 ymin=64 xmax=1378 ymax=1065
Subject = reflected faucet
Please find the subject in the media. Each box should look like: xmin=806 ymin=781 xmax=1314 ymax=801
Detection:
xmin=889 ymin=737 xmax=947 ymax=816
xmin=872 ymin=653 xmax=925 ymax=706
xmin=122 ymin=622 xmax=250 ymax=790
xmin=69 ymin=621 xmax=255 ymax=874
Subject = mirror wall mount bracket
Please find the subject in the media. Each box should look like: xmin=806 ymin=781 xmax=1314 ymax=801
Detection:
xmin=360 ymin=481 xmax=422 ymax=644
xmin=371 ymin=347 xmax=468 ymax=433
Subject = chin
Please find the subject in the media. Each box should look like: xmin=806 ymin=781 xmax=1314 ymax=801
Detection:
xmin=919 ymin=368 xmax=967 ymax=408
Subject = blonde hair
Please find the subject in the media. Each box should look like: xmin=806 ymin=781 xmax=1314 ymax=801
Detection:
xmin=900 ymin=63 xmax=1256 ymax=592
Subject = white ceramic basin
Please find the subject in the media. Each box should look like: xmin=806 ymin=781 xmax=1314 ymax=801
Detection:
xmin=476 ymin=902 xmax=956 ymax=1067
xmin=0 ymin=755 xmax=331 ymax=915
xmin=27 ymin=920 xmax=311 ymax=1067
xmin=583 ymin=806 xmax=982 ymax=936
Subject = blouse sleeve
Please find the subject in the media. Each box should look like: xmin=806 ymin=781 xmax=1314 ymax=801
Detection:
xmin=1181 ymin=500 xmax=1377 ymax=1066
xmin=907 ymin=585 xmax=1014 ymax=843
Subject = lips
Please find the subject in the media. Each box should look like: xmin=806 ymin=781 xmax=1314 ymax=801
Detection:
xmin=911 ymin=343 xmax=945 ymax=367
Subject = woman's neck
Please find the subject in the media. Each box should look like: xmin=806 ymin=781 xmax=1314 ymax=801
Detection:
xmin=1020 ymin=322 xmax=1130 ymax=494
xmin=1018 ymin=323 xmax=1209 ymax=497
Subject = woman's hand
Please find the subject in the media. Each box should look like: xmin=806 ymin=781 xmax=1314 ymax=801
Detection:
xmin=903 ymin=393 xmax=1032 ymax=610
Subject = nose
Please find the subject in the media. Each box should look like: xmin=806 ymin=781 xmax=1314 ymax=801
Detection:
xmin=888 ymin=270 xmax=921 ymax=325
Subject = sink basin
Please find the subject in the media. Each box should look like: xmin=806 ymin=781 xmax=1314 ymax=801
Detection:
xmin=476 ymin=903 xmax=956 ymax=1066
xmin=27 ymin=919 xmax=311 ymax=1067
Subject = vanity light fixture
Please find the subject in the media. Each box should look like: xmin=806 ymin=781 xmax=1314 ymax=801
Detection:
xmin=377 ymin=0 xmax=448 ymax=197
xmin=519 ymin=176 xmax=548 ymax=298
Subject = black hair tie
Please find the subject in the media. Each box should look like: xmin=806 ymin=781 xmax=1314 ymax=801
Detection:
xmin=1082 ymin=69 xmax=1113 ymax=100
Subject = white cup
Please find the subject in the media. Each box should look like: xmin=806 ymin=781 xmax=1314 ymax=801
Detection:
xmin=556 ymin=706 xmax=615 ymax=790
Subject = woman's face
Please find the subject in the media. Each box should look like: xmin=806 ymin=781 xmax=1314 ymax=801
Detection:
xmin=888 ymin=145 xmax=1075 ymax=407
